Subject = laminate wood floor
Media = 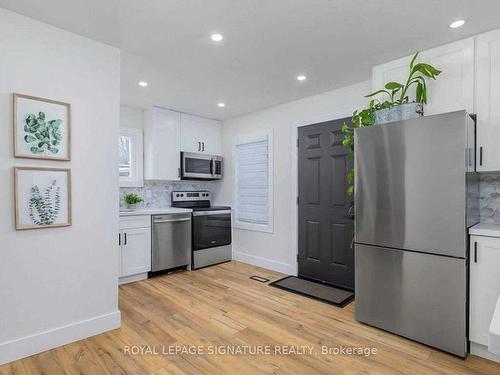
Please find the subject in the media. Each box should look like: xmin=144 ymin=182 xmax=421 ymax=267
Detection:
xmin=1 ymin=261 xmax=499 ymax=374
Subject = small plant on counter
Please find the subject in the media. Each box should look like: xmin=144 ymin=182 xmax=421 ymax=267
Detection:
xmin=341 ymin=52 xmax=442 ymax=196
xmin=124 ymin=193 xmax=143 ymax=207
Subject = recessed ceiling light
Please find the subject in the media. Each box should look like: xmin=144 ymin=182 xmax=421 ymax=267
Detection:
xmin=217 ymin=102 xmax=225 ymax=108
xmin=449 ymin=20 xmax=465 ymax=29
xmin=138 ymin=81 xmax=148 ymax=87
xmin=296 ymin=75 xmax=307 ymax=81
xmin=211 ymin=33 xmax=223 ymax=42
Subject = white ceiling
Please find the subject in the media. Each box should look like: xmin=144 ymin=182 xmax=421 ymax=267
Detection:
xmin=1 ymin=0 xmax=500 ymax=120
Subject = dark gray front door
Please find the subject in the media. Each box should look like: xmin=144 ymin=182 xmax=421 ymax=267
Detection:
xmin=298 ymin=117 xmax=354 ymax=290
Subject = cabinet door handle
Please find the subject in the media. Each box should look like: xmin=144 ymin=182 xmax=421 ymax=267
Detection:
xmin=119 ymin=233 xmax=121 ymax=246
xmin=198 ymin=142 xmax=201 ymax=151
xmin=124 ymin=232 xmax=127 ymax=246
xmin=474 ymin=242 xmax=478 ymax=263
xmin=480 ymin=146 xmax=483 ymax=166
xmin=202 ymin=142 xmax=205 ymax=152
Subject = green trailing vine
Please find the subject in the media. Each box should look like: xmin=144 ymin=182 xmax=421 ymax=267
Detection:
xmin=28 ymin=180 xmax=61 ymax=225
xmin=24 ymin=112 xmax=63 ymax=155
xmin=341 ymin=52 xmax=441 ymax=195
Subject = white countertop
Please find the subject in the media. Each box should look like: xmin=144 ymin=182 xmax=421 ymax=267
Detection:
xmin=119 ymin=207 xmax=192 ymax=216
xmin=469 ymin=223 xmax=500 ymax=238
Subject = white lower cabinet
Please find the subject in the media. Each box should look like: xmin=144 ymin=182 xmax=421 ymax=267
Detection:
xmin=119 ymin=215 xmax=151 ymax=284
xmin=469 ymin=231 xmax=500 ymax=362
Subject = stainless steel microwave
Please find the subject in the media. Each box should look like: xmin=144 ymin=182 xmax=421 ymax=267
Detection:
xmin=180 ymin=152 xmax=223 ymax=180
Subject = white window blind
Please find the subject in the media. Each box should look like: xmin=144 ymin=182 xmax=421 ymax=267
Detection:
xmin=236 ymin=139 xmax=269 ymax=225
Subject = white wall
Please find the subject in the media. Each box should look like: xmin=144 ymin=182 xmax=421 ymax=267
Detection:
xmin=0 ymin=9 xmax=121 ymax=364
xmin=120 ymin=105 xmax=144 ymax=129
xmin=216 ymin=80 xmax=370 ymax=274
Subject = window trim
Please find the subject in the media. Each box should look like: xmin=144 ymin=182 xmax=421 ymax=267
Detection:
xmin=119 ymin=127 xmax=144 ymax=188
xmin=233 ymin=131 xmax=274 ymax=233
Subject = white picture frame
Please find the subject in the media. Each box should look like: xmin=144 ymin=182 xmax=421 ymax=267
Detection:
xmin=14 ymin=167 xmax=72 ymax=230
xmin=13 ymin=93 xmax=71 ymax=161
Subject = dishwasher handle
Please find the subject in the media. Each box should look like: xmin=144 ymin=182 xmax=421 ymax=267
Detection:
xmin=153 ymin=218 xmax=191 ymax=224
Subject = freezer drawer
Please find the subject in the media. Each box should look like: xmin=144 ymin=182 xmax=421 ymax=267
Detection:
xmin=355 ymin=244 xmax=467 ymax=357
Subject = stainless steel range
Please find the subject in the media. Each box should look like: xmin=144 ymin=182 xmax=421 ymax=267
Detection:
xmin=172 ymin=191 xmax=232 ymax=269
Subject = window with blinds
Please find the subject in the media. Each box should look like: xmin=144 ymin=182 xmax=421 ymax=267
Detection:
xmin=234 ymin=134 xmax=273 ymax=232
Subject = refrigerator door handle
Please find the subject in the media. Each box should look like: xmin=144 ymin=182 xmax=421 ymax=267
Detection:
xmin=480 ymin=146 xmax=483 ymax=166
xmin=474 ymin=242 xmax=478 ymax=263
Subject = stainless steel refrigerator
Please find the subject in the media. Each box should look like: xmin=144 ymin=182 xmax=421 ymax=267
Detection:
xmin=354 ymin=110 xmax=479 ymax=357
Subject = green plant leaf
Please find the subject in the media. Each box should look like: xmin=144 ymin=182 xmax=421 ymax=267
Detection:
xmin=420 ymin=63 xmax=441 ymax=77
xmin=384 ymin=82 xmax=403 ymax=90
xmin=409 ymin=52 xmax=419 ymax=70
xmin=365 ymin=89 xmax=391 ymax=98
xmin=416 ymin=82 xmax=423 ymax=103
xmin=24 ymin=134 xmax=36 ymax=143
xmin=30 ymin=146 xmax=41 ymax=154
xmin=25 ymin=114 xmax=36 ymax=126
xmin=347 ymin=169 xmax=355 ymax=184
xmin=50 ymin=119 xmax=62 ymax=128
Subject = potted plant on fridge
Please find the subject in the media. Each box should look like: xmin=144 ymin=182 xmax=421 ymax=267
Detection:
xmin=341 ymin=52 xmax=442 ymax=195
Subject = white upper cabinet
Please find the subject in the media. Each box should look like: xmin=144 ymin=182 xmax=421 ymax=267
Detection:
xmin=144 ymin=107 xmax=181 ymax=180
xmin=372 ymin=38 xmax=474 ymax=116
xmin=476 ymin=29 xmax=500 ymax=172
xmin=181 ymin=113 xmax=222 ymax=155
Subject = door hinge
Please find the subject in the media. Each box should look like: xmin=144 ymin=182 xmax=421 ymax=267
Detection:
xmin=296 ymin=196 xmax=299 ymax=205
xmin=296 ymin=138 xmax=299 ymax=147
xmin=296 ymin=253 xmax=299 ymax=262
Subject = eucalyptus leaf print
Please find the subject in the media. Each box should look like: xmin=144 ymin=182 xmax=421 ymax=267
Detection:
xmin=23 ymin=112 xmax=63 ymax=155
xmin=28 ymin=180 xmax=61 ymax=225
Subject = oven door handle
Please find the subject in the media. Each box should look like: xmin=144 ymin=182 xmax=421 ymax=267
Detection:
xmin=193 ymin=210 xmax=231 ymax=216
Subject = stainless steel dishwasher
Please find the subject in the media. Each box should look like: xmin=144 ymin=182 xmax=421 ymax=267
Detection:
xmin=150 ymin=213 xmax=191 ymax=276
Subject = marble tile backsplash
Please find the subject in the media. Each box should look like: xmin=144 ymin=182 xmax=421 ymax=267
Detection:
xmin=480 ymin=173 xmax=500 ymax=223
xmin=120 ymin=180 xmax=217 ymax=209
xmin=121 ymin=175 xmax=500 ymax=220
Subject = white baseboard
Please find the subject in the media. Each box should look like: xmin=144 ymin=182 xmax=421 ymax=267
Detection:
xmin=233 ymin=251 xmax=292 ymax=275
xmin=0 ymin=310 xmax=121 ymax=365
xmin=119 ymin=272 xmax=148 ymax=285
xmin=470 ymin=342 xmax=500 ymax=363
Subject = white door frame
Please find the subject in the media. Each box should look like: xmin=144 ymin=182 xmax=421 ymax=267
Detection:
xmin=290 ymin=112 xmax=353 ymax=276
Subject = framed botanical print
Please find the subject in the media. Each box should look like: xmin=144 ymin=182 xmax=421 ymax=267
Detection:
xmin=14 ymin=167 xmax=72 ymax=230
xmin=13 ymin=93 xmax=71 ymax=161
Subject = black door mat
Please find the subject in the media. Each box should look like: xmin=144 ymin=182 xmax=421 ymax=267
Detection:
xmin=269 ymin=276 xmax=354 ymax=308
